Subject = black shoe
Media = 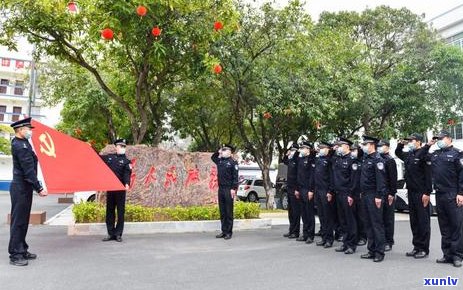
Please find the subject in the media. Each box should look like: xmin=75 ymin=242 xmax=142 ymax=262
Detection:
xmin=316 ymin=240 xmax=326 ymax=246
xmin=344 ymin=248 xmax=355 ymax=255
xmin=305 ymin=237 xmax=314 ymax=244
xmin=373 ymin=254 xmax=384 ymax=263
xmin=406 ymin=249 xmax=419 ymax=257
xmin=216 ymin=233 xmax=226 ymax=239
xmin=436 ymin=257 xmax=452 ymax=264
xmin=335 ymin=246 xmax=347 ymax=252
xmin=283 ymin=233 xmax=291 ymax=238
xmin=357 ymin=239 xmax=367 ymax=246
xmin=23 ymin=252 xmax=37 ymax=260
xmin=336 ymin=235 xmax=344 ymax=242
xmin=102 ymin=235 xmax=115 ymax=242
xmin=296 ymin=237 xmax=308 ymax=242
xmin=314 ymin=231 xmax=322 ymax=237
xmin=414 ymin=251 xmax=428 ymax=259
xmin=224 ymin=234 xmax=232 ymax=240
xmin=324 ymin=242 xmax=333 ymax=248
xmin=453 ymin=259 xmax=462 ymax=268
xmin=384 ymin=245 xmax=392 ymax=252
xmin=361 ymin=252 xmax=375 ymax=259
xmin=116 ymin=236 xmax=122 ymax=242
xmin=288 ymin=234 xmax=299 ymax=239
xmin=10 ymin=258 xmax=28 ymax=266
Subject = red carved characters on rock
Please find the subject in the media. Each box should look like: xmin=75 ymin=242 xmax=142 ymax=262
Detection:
xmin=163 ymin=166 xmax=178 ymax=189
xmin=185 ymin=166 xmax=200 ymax=187
xmin=129 ymin=159 xmax=137 ymax=190
xmin=143 ymin=166 xmax=157 ymax=187
xmin=208 ymin=166 xmax=218 ymax=191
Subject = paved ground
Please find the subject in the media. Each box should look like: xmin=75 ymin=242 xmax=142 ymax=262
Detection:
xmin=0 ymin=194 xmax=461 ymax=290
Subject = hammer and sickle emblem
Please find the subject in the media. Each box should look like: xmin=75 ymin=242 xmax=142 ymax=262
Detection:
xmin=39 ymin=132 xmax=56 ymax=158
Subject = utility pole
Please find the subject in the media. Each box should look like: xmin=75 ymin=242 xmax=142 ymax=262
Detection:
xmin=27 ymin=46 xmax=36 ymax=117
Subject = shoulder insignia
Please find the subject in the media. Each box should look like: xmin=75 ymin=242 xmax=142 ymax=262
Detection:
xmin=23 ymin=144 xmax=27 ymax=149
xmin=426 ymin=161 xmax=432 ymax=165
xmin=377 ymin=162 xmax=384 ymax=170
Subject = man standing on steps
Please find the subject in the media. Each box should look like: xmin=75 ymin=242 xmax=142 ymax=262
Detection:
xmin=101 ymin=139 xmax=132 ymax=243
xmin=282 ymin=143 xmax=300 ymax=239
xmin=211 ymin=144 xmax=239 ymax=240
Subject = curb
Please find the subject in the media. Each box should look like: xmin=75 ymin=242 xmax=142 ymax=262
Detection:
xmin=68 ymin=218 xmax=272 ymax=236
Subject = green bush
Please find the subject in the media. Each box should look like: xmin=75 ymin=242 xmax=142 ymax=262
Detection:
xmin=73 ymin=201 xmax=260 ymax=223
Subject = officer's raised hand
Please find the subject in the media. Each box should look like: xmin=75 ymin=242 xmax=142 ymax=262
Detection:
xmin=375 ymin=197 xmax=382 ymax=209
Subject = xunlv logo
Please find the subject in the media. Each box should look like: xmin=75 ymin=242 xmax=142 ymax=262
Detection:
xmin=423 ymin=277 xmax=459 ymax=286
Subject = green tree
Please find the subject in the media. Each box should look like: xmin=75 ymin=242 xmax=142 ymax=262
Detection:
xmin=0 ymin=124 xmax=13 ymax=155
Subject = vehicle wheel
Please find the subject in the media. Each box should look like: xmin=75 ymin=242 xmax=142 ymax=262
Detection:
xmin=247 ymin=192 xmax=258 ymax=203
xmin=87 ymin=194 xmax=96 ymax=202
xmin=282 ymin=194 xmax=289 ymax=210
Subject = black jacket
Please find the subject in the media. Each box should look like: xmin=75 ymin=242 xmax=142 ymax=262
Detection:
xmin=395 ymin=143 xmax=432 ymax=195
xmin=211 ymin=152 xmax=239 ymax=190
xmin=283 ymin=151 xmax=299 ymax=188
xmin=360 ymin=152 xmax=387 ymax=199
xmin=11 ymin=137 xmax=43 ymax=192
xmin=427 ymin=146 xmax=463 ymax=194
xmin=101 ymin=153 xmax=132 ymax=186
xmin=380 ymin=152 xmax=398 ymax=196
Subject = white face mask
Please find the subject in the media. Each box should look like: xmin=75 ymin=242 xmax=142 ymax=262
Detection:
xmin=351 ymin=151 xmax=358 ymax=158
xmin=336 ymin=147 xmax=344 ymax=156
xmin=117 ymin=147 xmax=126 ymax=155
xmin=24 ymin=130 xmax=32 ymax=139
xmin=221 ymin=150 xmax=231 ymax=158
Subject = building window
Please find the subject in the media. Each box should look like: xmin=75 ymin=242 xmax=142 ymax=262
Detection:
xmin=13 ymin=80 xmax=24 ymax=95
xmin=1 ymin=58 xmax=10 ymax=67
xmin=0 ymin=106 xmax=6 ymax=122
xmin=12 ymin=107 xmax=22 ymax=122
xmin=0 ymin=79 xmax=8 ymax=94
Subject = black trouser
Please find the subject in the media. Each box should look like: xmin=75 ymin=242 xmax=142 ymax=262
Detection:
xmin=106 ymin=190 xmax=126 ymax=237
xmin=338 ymin=192 xmax=357 ymax=250
xmin=335 ymin=197 xmax=346 ymax=237
xmin=314 ymin=190 xmax=325 ymax=236
xmin=436 ymin=191 xmax=463 ymax=261
xmin=287 ymin=186 xmax=300 ymax=236
xmin=9 ymin=181 xmax=33 ymax=260
xmin=218 ymin=186 xmax=234 ymax=235
xmin=354 ymin=194 xmax=367 ymax=241
xmin=408 ymin=191 xmax=431 ymax=254
xmin=361 ymin=193 xmax=385 ymax=256
xmin=383 ymin=196 xmax=395 ymax=246
xmin=298 ymin=188 xmax=315 ymax=239
xmin=318 ymin=190 xmax=335 ymax=243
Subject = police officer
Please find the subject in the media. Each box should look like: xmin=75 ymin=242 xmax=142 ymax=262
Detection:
xmin=295 ymin=141 xmax=316 ymax=244
xmin=395 ymin=133 xmax=432 ymax=259
xmin=350 ymin=143 xmax=367 ymax=246
xmin=101 ymin=139 xmax=132 ymax=242
xmin=8 ymin=117 xmax=48 ymax=266
xmin=312 ymin=142 xmax=335 ymax=248
xmin=377 ymin=140 xmax=397 ymax=252
xmin=211 ymin=144 xmax=239 ymax=240
xmin=282 ymin=143 xmax=300 ymax=239
xmin=428 ymin=130 xmax=463 ymax=267
xmin=332 ymin=138 xmax=357 ymax=254
xmin=359 ymin=136 xmax=387 ymax=262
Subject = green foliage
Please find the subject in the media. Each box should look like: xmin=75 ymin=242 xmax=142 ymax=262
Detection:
xmin=0 ymin=124 xmax=13 ymax=155
xmin=73 ymin=201 xmax=260 ymax=223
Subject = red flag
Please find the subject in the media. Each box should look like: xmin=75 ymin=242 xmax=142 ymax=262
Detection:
xmin=30 ymin=120 xmax=125 ymax=193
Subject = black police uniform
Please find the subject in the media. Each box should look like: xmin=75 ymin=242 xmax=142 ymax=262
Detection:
xmin=282 ymin=148 xmax=300 ymax=238
xmin=312 ymin=152 xmax=335 ymax=246
xmin=379 ymin=150 xmax=397 ymax=249
xmin=9 ymin=118 xmax=44 ymax=265
xmin=350 ymin=149 xmax=367 ymax=244
xmin=360 ymin=144 xmax=387 ymax=260
xmin=296 ymin=148 xmax=316 ymax=242
xmin=428 ymin=141 xmax=463 ymax=264
xmin=211 ymin=147 xmax=239 ymax=238
xmin=395 ymin=141 xmax=431 ymax=255
xmin=101 ymin=141 xmax=131 ymax=240
xmin=332 ymin=151 xmax=357 ymax=251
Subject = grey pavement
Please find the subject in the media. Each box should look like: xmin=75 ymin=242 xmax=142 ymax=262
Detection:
xmin=0 ymin=195 xmax=462 ymax=290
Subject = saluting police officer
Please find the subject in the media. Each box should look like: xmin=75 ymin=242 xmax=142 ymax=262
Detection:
xmin=101 ymin=139 xmax=132 ymax=242
xmin=428 ymin=130 xmax=463 ymax=267
xmin=211 ymin=144 xmax=239 ymax=240
xmin=282 ymin=143 xmax=301 ymax=239
xmin=9 ymin=117 xmax=48 ymax=266
xmin=377 ymin=140 xmax=397 ymax=252
xmin=359 ymin=136 xmax=387 ymax=262
xmin=312 ymin=142 xmax=335 ymax=248
xmin=332 ymin=138 xmax=357 ymax=254
xmin=295 ymin=141 xmax=316 ymax=244
xmin=395 ymin=133 xmax=432 ymax=259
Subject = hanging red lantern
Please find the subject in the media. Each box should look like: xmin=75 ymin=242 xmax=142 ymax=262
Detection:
xmin=136 ymin=5 xmax=147 ymax=17
xmin=67 ymin=1 xmax=78 ymax=14
xmin=74 ymin=128 xmax=82 ymax=136
xmin=101 ymin=28 xmax=114 ymax=40
xmin=151 ymin=26 xmax=162 ymax=37
xmin=214 ymin=21 xmax=224 ymax=31
xmin=213 ymin=64 xmax=222 ymax=74
xmin=448 ymin=118 xmax=456 ymax=125
xmin=263 ymin=112 xmax=272 ymax=119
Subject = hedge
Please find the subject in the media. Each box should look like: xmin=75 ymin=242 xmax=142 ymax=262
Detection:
xmin=73 ymin=201 xmax=261 ymax=223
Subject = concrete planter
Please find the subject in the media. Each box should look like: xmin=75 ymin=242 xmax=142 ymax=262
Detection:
xmin=68 ymin=218 xmax=272 ymax=236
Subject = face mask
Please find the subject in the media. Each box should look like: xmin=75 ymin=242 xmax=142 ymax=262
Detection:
xmin=319 ymin=149 xmax=326 ymax=157
xmin=351 ymin=151 xmax=358 ymax=158
xmin=24 ymin=130 xmax=32 ymax=139
xmin=437 ymin=140 xmax=447 ymax=149
xmin=222 ymin=150 xmax=232 ymax=158
xmin=407 ymin=143 xmax=416 ymax=151
xmin=336 ymin=147 xmax=344 ymax=156
xmin=117 ymin=148 xmax=126 ymax=155
xmin=362 ymin=146 xmax=369 ymax=155
xmin=377 ymin=147 xmax=384 ymax=154
xmin=299 ymin=150 xmax=305 ymax=158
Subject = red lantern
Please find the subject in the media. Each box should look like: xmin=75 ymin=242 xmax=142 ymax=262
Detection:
xmin=448 ymin=118 xmax=456 ymax=125
xmin=101 ymin=28 xmax=114 ymax=40
xmin=136 ymin=5 xmax=147 ymax=17
xmin=213 ymin=64 xmax=222 ymax=74
xmin=67 ymin=1 xmax=78 ymax=13
xmin=152 ymin=26 xmax=162 ymax=37
xmin=214 ymin=21 xmax=223 ymax=31
xmin=263 ymin=112 xmax=272 ymax=119
xmin=74 ymin=128 xmax=82 ymax=136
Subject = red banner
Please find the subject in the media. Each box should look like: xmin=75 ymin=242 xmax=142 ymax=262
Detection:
xmin=30 ymin=120 xmax=125 ymax=193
